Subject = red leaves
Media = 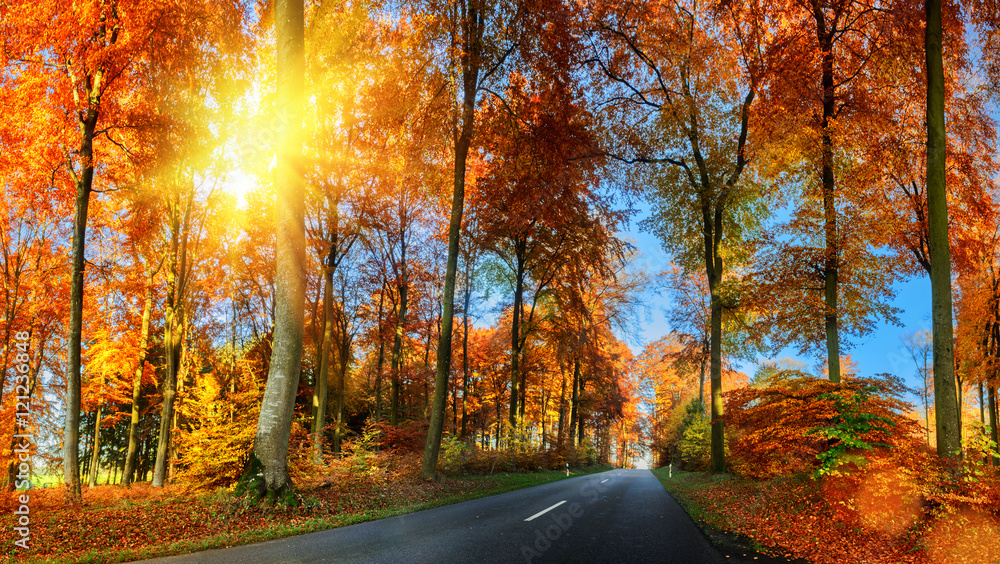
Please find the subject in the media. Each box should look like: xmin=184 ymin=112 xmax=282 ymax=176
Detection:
xmin=725 ymin=374 xmax=921 ymax=480
xmin=666 ymin=370 xmax=1000 ymax=563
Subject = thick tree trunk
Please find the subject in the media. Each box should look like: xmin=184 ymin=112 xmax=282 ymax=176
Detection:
xmin=124 ymin=271 xmax=154 ymax=486
xmin=238 ymin=0 xmax=306 ymax=503
xmin=925 ymin=0 xmax=960 ymax=460
xmin=815 ymin=18 xmax=841 ymax=383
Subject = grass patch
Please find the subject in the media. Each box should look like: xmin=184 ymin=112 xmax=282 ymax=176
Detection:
xmin=651 ymin=467 xmax=734 ymax=531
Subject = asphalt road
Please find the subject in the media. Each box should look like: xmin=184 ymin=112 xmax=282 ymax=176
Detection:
xmin=132 ymin=469 xmax=729 ymax=564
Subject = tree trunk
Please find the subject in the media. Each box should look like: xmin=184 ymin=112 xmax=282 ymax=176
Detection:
xmin=708 ymin=287 xmax=725 ymax=471
xmin=509 ymin=240 xmax=526 ymax=436
xmin=238 ymin=0 xmax=306 ymax=503
xmin=312 ymin=267 xmax=333 ymax=462
xmin=374 ymin=286 xmax=386 ymax=421
xmin=518 ymin=345 xmax=527 ymax=427
xmin=87 ymin=404 xmax=102 ymax=487
xmin=80 ymin=411 xmax=92 ymax=484
xmin=925 ymin=0 xmax=960 ymax=461
xmin=423 ymin=312 xmax=434 ymax=414
xmin=698 ymin=340 xmax=707 ymax=417
xmin=124 ymin=270 xmax=155 ymax=486
xmin=989 ymin=383 xmax=998 ymax=466
xmin=390 ymin=274 xmax=408 ymax=425
xmin=569 ymin=354 xmax=580 ymax=446
xmin=421 ymin=14 xmax=481 ymax=477
xmin=814 ymin=14 xmax=841 ymax=383
xmin=557 ymin=363 xmax=567 ymax=449
xmin=460 ymin=281 xmax=471 ymax=439
xmin=540 ymin=388 xmax=548 ymax=448
xmin=64 ymin=108 xmax=98 ymax=499
xmin=577 ymin=375 xmax=585 ymax=446
xmin=153 ymin=208 xmax=184 ymax=487
xmin=333 ymin=307 xmax=350 ymax=454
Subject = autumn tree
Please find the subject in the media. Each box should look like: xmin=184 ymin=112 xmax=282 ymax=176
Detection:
xmin=420 ymin=0 xmax=536 ymax=479
xmin=590 ymin=0 xmax=775 ymax=471
xmin=1 ymin=0 xmax=128 ymax=500
xmin=0 ymin=0 xmax=238 ymax=498
xmin=471 ymin=76 xmax=615 ymax=438
xmin=238 ymin=0 xmax=307 ymax=502
xmin=925 ymin=0 xmax=961 ymax=460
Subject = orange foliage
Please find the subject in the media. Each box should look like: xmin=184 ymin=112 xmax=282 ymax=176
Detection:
xmin=725 ymin=374 xmax=922 ymax=480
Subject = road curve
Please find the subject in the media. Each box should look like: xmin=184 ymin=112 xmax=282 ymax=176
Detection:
xmin=131 ymin=469 xmax=727 ymax=564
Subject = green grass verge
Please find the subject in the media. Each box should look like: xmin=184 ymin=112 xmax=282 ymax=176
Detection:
xmin=650 ymin=467 xmax=735 ymax=531
xmin=8 ymin=464 xmax=613 ymax=564
xmin=650 ymin=467 xmax=798 ymax=562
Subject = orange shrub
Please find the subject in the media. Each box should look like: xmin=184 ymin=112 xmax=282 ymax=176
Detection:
xmin=725 ymin=374 xmax=922 ymax=480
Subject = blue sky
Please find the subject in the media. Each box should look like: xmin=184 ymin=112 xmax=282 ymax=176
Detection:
xmin=624 ymin=208 xmax=933 ymax=394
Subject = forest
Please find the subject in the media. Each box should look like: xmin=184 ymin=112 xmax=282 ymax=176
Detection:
xmin=2 ymin=0 xmax=1000 ymax=562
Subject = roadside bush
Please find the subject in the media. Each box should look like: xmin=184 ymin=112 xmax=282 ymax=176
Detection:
xmin=725 ymin=374 xmax=921 ymax=480
xmin=371 ymin=420 xmax=428 ymax=453
xmin=439 ymin=435 xmax=472 ymax=474
xmin=175 ymin=387 xmax=258 ymax=490
xmin=453 ymin=443 xmax=598 ymax=474
xmin=678 ymin=417 xmax=712 ymax=471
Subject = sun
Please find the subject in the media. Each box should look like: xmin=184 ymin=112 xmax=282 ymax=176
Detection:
xmin=220 ymin=169 xmax=258 ymax=207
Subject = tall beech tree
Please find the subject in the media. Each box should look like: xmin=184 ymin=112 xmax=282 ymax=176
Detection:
xmin=421 ymin=0 xmax=530 ymax=479
xmin=123 ymin=255 xmax=159 ymax=485
xmin=759 ymin=0 xmax=910 ymax=383
xmin=591 ymin=0 xmax=771 ymax=471
xmin=0 ymin=0 xmax=195 ymax=499
xmin=925 ymin=0 xmax=960 ymax=459
xmin=238 ymin=0 xmax=307 ymax=502
xmin=472 ymin=78 xmax=612 ymax=437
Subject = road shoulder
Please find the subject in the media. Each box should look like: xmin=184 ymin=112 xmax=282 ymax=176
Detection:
xmin=652 ymin=468 xmax=809 ymax=564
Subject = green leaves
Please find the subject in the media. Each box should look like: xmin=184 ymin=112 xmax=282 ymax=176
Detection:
xmin=807 ymin=385 xmax=896 ymax=478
